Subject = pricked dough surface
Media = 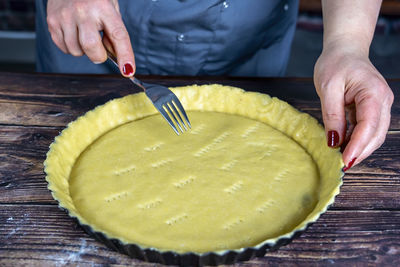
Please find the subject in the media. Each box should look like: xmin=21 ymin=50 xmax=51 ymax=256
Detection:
xmin=45 ymin=84 xmax=343 ymax=255
xmin=70 ymin=111 xmax=319 ymax=253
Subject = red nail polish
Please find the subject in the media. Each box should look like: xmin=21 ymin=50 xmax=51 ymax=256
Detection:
xmin=123 ymin=63 xmax=134 ymax=76
xmin=327 ymin=130 xmax=339 ymax=147
xmin=343 ymin=157 xmax=357 ymax=172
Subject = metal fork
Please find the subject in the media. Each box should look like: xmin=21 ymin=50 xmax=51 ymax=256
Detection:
xmin=106 ymin=52 xmax=191 ymax=135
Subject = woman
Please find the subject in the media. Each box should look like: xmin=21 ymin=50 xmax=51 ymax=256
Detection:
xmin=36 ymin=0 xmax=393 ymax=171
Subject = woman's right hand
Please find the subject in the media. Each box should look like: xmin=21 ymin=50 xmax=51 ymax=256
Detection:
xmin=47 ymin=0 xmax=135 ymax=77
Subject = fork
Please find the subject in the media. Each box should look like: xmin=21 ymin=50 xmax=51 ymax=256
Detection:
xmin=106 ymin=51 xmax=191 ymax=135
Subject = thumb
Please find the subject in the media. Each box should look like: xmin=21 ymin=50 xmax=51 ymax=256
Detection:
xmin=319 ymin=82 xmax=347 ymax=148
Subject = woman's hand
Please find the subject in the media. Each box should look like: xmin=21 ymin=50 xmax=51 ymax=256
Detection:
xmin=314 ymin=41 xmax=394 ymax=170
xmin=46 ymin=0 xmax=135 ymax=76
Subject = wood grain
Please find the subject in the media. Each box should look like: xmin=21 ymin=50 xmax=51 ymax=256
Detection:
xmin=0 ymin=73 xmax=329 ymax=126
xmin=1 ymin=73 xmax=399 ymax=129
xmin=0 ymin=205 xmax=399 ymax=266
xmin=0 ymin=72 xmax=399 ymax=266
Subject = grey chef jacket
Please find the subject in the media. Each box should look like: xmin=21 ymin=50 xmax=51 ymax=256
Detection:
xmin=36 ymin=0 xmax=298 ymax=77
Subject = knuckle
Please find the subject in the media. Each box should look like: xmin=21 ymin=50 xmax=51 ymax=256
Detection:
xmin=73 ymin=1 xmax=87 ymax=10
xmin=319 ymin=78 xmax=341 ymax=94
xmin=73 ymin=1 xmax=89 ymax=19
xmin=81 ymin=37 xmax=98 ymax=51
xmin=60 ymin=7 xmax=71 ymax=21
xmin=111 ymin=26 xmax=129 ymax=41
xmin=358 ymin=93 xmax=380 ymax=109
xmin=373 ymin=82 xmax=388 ymax=96
xmin=324 ymin=112 xmax=342 ymax=122
xmin=46 ymin=16 xmax=58 ymax=29
xmin=319 ymin=80 xmax=332 ymax=92
xmin=94 ymin=0 xmax=113 ymax=13
xmin=386 ymin=89 xmax=394 ymax=105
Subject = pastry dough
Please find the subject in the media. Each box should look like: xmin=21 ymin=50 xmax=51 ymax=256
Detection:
xmin=45 ymin=84 xmax=343 ymax=254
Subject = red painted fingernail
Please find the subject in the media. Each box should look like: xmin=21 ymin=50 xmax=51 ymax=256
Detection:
xmin=123 ymin=63 xmax=134 ymax=76
xmin=327 ymin=130 xmax=339 ymax=147
xmin=343 ymin=157 xmax=357 ymax=172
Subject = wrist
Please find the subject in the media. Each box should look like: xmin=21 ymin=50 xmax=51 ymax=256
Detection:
xmin=323 ymin=34 xmax=370 ymax=58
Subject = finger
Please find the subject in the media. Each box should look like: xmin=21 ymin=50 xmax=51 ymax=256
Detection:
xmin=102 ymin=35 xmax=115 ymax=55
xmin=47 ymin=17 xmax=68 ymax=54
xmin=78 ymin=22 xmax=107 ymax=64
xmin=102 ymin=13 xmax=135 ymax=77
xmin=112 ymin=0 xmax=121 ymax=15
xmin=62 ymin=24 xmax=84 ymax=57
xmin=356 ymin=92 xmax=393 ymax=162
xmin=342 ymin=94 xmax=382 ymax=168
xmin=50 ymin=29 xmax=68 ymax=54
xmin=340 ymin=104 xmax=356 ymax=152
xmin=319 ymin=80 xmax=347 ymax=148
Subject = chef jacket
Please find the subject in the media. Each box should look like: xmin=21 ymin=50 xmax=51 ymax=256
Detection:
xmin=36 ymin=0 xmax=298 ymax=77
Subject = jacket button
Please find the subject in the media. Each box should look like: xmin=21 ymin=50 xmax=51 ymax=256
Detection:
xmin=177 ymin=34 xmax=185 ymax=42
xmin=284 ymin=3 xmax=289 ymax=11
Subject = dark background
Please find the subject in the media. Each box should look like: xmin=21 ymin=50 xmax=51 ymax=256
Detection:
xmin=0 ymin=0 xmax=399 ymax=77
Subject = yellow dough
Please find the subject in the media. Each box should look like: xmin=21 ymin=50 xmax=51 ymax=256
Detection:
xmin=45 ymin=84 xmax=343 ymax=254
xmin=70 ymin=111 xmax=318 ymax=252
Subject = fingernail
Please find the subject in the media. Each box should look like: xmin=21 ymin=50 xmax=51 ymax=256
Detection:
xmin=343 ymin=157 xmax=357 ymax=172
xmin=123 ymin=63 xmax=134 ymax=76
xmin=327 ymin=130 xmax=339 ymax=147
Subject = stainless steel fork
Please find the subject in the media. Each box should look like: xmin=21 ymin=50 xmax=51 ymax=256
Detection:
xmin=107 ymin=52 xmax=191 ymax=135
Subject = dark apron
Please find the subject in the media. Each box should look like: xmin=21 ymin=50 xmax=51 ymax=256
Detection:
xmin=36 ymin=0 xmax=298 ymax=77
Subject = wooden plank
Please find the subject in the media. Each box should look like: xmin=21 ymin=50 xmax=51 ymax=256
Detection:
xmin=0 ymin=73 xmax=319 ymax=126
xmin=0 ymin=73 xmax=399 ymax=129
xmin=0 ymin=125 xmax=399 ymax=209
xmin=0 ymin=73 xmax=132 ymax=127
xmin=0 ymin=205 xmax=399 ymax=266
xmin=0 ymin=126 xmax=59 ymax=204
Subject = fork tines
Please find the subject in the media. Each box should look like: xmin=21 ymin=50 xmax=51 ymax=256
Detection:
xmin=160 ymin=98 xmax=191 ymax=135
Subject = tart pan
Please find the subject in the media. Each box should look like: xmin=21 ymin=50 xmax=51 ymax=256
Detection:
xmin=45 ymin=84 xmax=344 ymax=266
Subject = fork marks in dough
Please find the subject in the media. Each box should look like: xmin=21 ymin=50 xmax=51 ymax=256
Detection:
xmin=189 ymin=123 xmax=206 ymax=135
xmin=223 ymin=217 xmax=244 ymax=230
xmin=105 ymin=191 xmax=129 ymax=203
xmin=144 ymin=142 xmax=164 ymax=152
xmin=259 ymin=146 xmax=278 ymax=160
xmin=151 ymin=158 xmax=174 ymax=168
xmin=256 ymin=199 xmax=276 ymax=213
xmin=166 ymin=213 xmax=188 ymax=226
xmin=274 ymin=170 xmax=289 ymax=182
xmin=241 ymin=123 xmax=260 ymax=138
xmin=220 ymin=159 xmax=238 ymax=171
xmin=114 ymin=165 xmax=136 ymax=176
xmin=194 ymin=132 xmax=230 ymax=157
xmin=137 ymin=198 xmax=163 ymax=210
xmin=224 ymin=180 xmax=243 ymax=194
xmin=173 ymin=176 xmax=196 ymax=189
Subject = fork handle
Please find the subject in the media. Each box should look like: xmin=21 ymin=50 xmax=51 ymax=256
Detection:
xmin=106 ymin=49 xmax=146 ymax=92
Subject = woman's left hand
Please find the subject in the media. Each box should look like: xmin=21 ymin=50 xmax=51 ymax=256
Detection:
xmin=314 ymin=42 xmax=394 ymax=170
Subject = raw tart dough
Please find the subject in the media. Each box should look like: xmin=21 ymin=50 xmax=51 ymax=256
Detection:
xmin=45 ymin=84 xmax=343 ymax=254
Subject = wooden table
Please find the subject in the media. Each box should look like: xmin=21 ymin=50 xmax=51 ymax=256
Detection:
xmin=0 ymin=72 xmax=399 ymax=266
